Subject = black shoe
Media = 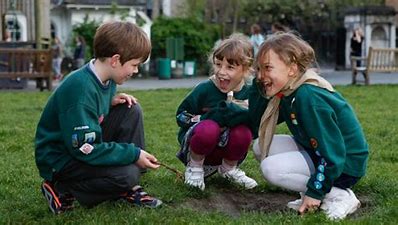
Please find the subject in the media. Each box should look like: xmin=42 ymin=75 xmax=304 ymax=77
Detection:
xmin=41 ymin=181 xmax=75 ymax=214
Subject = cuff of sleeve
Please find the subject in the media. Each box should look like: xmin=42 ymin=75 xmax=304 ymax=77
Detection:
xmin=305 ymin=187 xmax=325 ymax=200
xmin=132 ymin=146 xmax=141 ymax=163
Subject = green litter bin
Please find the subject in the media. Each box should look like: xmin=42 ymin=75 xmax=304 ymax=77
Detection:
xmin=157 ymin=58 xmax=171 ymax=80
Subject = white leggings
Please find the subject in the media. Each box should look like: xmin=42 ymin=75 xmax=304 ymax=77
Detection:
xmin=253 ymin=135 xmax=315 ymax=192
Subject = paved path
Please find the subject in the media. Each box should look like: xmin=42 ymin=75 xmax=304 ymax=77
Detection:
xmin=2 ymin=69 xmax=398 ymax=92
xmin=118 ymin=69 xmax=398 ymax=90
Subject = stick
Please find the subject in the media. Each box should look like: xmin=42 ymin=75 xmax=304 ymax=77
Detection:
xmin=155 ymin=161 xmax=184 ymax=181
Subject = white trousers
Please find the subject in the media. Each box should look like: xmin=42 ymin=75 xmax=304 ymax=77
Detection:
xmin=253 ymin=135 xmax=315 ymax=192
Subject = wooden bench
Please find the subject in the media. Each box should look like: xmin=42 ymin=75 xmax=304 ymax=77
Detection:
xmin=0 ymin=48 xmax=53 ymax=90
xmin=351 ymin=47 xmax=398 ymax=85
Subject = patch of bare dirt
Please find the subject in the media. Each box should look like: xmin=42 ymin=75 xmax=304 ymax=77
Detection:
xmin=179 ymin=188 xmax=373 ymax=218
xmin=180 ymin=188 xmax=297 ymax=217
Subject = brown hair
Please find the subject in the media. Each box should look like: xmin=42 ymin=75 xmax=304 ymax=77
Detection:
xmin=94 ymin=21 xmax=151 ymax=64
xmin=209 ymin=33 xmax=253 ymax=73
xmin=251 ymin=24 xmax=262 ymax=35
xmin=256 ymin=32 xmax=315 ymax=74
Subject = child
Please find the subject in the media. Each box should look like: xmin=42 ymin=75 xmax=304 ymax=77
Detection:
xmin=176 ymin=34 xmax=258 ymax=191
xmin=35 ymin=21 xmax=162 ymax=214
xmin=249 ymin=32 xmax=368 ymax=220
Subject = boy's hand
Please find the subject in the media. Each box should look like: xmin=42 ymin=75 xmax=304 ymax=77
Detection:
xmin=136 ymin=149 xmax=160 ymax=169
xmin=298 ymin=195 xmax=321 ymax=215
xmin=112 ymin=93 xmax=138 ymax=107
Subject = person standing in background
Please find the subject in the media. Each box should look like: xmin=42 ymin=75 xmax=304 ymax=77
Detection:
xmin=52 ymin=37 xmax=63 ymax=80
xmin=73 ymin=35 xmax=86 ymax=69
xmin=250 ymin=24 xmax=265 ymax=57
xmin=350 ymin=27 xmax=364 ymax=67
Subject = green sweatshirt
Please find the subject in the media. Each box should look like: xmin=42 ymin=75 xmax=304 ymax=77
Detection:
xmin=176 ymin=79 xmax=250 ymax=144
xmin=35 ymin=64 xmax=141 ymax=181
xmin=249 ymin=81 xmax=368 ymax=200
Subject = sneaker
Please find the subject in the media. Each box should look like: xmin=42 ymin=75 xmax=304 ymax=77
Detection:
xmin=287 ymin=192 xmax=305 ymax=211
xmin=218 ymin=167 xmax=258 ymax=189
xmin=320 ymin=187 xmax=361 ymax=220
xmin=124 ymin=185 xmax=162 ymax=208
xmin=41 ymin=181 xmax=75 ymax=214
xmin=185 ymin=166 xmax=205 ymax=190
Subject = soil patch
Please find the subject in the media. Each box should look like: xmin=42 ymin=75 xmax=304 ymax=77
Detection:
xmin=180 ymin=188 xmax=372 ymax=218
xmin=180 ymin=188 xmax=297 ymax=217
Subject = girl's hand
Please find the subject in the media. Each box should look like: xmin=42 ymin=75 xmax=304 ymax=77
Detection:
xmin=298 ymin=195 xmax=321 ymax=215
xmin=136 ymin=149 xmax=160 ymax=169
xmin=111 ymin=93 xmax=138 ymax=107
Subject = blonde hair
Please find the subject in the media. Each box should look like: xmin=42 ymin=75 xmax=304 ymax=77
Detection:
xmin=209 ymin=33 xmax=253 ymax=74
xmin=256 ymin=32 xmax=315 ymax=74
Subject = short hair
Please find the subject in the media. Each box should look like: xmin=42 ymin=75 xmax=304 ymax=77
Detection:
xmin=251 ymin=24 xmax=262 ymax=34
xmin=209 ymin=33 xmax=253 ymax=72
xmin=271 ymin=22 xmax=288 ymax=33
xmin=94 ymin=21 xmax=151 ymax=64
xmin=256 ymin=32 xmax=315 ymax=74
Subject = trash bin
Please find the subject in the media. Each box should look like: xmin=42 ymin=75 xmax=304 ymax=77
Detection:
xmin=184 ymin=61 xmax=196 ymax=77
xmin=157 ymin=58 xmax=171 ymax=80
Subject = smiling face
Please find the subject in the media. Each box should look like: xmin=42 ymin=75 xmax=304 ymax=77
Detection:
xmin=110 ymin=56 xmax=141 ymax=85
xmin=214 ymin=57 xmax=246 ymax=93
xmin=257 ymin=49 xmax=297 ymax=97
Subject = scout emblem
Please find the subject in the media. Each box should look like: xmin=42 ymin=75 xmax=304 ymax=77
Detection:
xmin=84 ymin=132 xmax=96 ymax=144
xmin=310 ymin=138 xmax=318 ymax=148
xmin=314 ymin=181 xmax=322 ymax=189
xmin=79 ymin=143 xmax=94 ymax=155
xmin=71 ymin=134 xmax=79 ymax=148
xmin=290 ymin=113 xmax=298 ymax=125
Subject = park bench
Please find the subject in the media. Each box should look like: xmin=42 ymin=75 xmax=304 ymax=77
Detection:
xmin=0 ymin=48 xmax=53 ymax=90
xmin=351 ymin=47 xmax=398 ymax=85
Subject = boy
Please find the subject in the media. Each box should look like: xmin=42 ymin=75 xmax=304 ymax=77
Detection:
xmin=35 ymin=21 xmax=162 ymax=214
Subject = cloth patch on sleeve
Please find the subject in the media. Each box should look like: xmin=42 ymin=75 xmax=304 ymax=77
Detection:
xmin=84 ymin=132 xmax=96 ymax=144
xmin=71 ymin=134 xmax=79 ymax=148
xmin=79 ymin=143 xmax=94 ymax=155
xmin=74 ymin=125 xmax=89 ymax=131
xmin=310 ymin=138 xmax=318 ymax=149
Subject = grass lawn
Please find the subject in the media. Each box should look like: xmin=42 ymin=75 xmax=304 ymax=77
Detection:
xmin=0 ymin=85 xmax=397 ymax=225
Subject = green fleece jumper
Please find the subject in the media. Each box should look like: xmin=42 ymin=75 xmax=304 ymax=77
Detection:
xmin=249 ymin=81 xmax=368 ymax=200
xmin=176 ymin=79 xmax=250 ymax=144
xmin=35 ymin=64 xmax=140 ymax=181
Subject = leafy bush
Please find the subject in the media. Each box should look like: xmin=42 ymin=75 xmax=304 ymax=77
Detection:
xmin=151 ymin=16 xmax=220 ymax=73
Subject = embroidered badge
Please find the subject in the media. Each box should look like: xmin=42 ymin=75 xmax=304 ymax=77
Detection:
xmin=320 ymin=158 xmax=327 ymax=166
xmin=316 ymin=173 xmax=325 ymax=182
xmin=290 ymin=113 xmax=298 ymax=125
xmin=84 ymin=132 xmax=96 ymax=144
xmin=71 ymin=134 xmax=79 ymax=148
xmin=73 ymin=125 xmax=89 ymax=131
xmin=79 ymin=143 xmax=94 ymax=155
xmin=317 ymin=165 xmax=325 ymax=173
xmin=314 ymin=181 xmax=322 ymax=189
xmin=310 ymin=138 xmax=318 ymax=149
xmin=98 ymin=115 xmax=104 ymax=124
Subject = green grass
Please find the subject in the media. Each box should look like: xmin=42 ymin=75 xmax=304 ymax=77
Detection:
xmin=0 ymin=85 xmax=397 ymax=225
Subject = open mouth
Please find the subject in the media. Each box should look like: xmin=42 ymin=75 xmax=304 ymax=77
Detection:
xmin=218 ymin=77 xmax=230 ymax=90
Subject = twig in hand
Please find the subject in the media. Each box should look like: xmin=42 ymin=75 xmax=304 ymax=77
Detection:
xmin=156 ymin=161 xmax=184 ymax=181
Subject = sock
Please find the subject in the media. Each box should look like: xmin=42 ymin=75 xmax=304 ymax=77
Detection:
xmin=188 ymin=156 xmax=204 ymax=167
xmin=219 ymin=160 xmax=237 ymax=174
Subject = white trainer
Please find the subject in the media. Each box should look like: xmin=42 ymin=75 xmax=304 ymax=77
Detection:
xmin=287 ymin=192 xmax=305 ymax=211
xmin=218 ymin=167 xmax=258 ymax=189
xmin=320 ymin=187 xmax=361 ymax=220
xmin=184 ymin=166 xmax=205 ymax=191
